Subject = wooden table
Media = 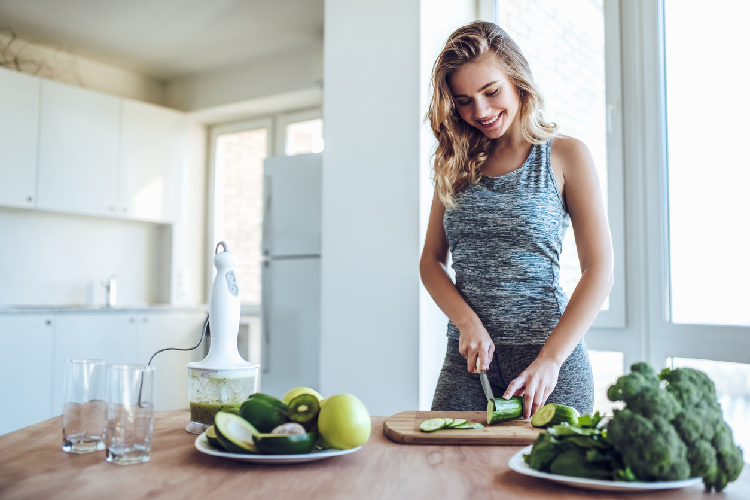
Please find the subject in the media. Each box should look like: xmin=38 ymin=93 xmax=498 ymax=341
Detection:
xmin=0 ymin=411 xmax=747 ymax=500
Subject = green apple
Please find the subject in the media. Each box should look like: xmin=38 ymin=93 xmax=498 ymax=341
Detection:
xmin=318 ymin=394 xmax=371 ymax=450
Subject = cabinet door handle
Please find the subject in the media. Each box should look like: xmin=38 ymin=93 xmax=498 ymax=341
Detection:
xmin=27 ymin=196 xmax=33 ymax=202
xmin=45 ymin=319 xmax=52 ymax=326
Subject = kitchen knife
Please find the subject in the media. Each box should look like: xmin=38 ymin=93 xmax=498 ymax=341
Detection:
xmin=476 ymin=358 xmax=495 ymax=401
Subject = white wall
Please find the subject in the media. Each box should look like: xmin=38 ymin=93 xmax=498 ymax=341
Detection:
xmin=0 ymin=208 xmax=166 ymax=305
xmin=170 ymin=117 xmax=208 ymax=305
xmin=321 ymin=0 xmax=421 ymax=415
xmin=418 ymin=1 xmax=477 ymax=411
xmin=0 ymin=33 xmax=165 ymax=105
xmin=165 ymin=44 xmax=324 ymax=112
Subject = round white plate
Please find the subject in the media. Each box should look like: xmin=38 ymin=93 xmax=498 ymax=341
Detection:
xmin=508 ymin=445 xmax=703 ymax=492
xmin=194 ymin=433 xmax=361 ymax=464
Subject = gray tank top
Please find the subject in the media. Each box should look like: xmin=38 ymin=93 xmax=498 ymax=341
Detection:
xmin=443 ymin=139 xmax=570 ymax=345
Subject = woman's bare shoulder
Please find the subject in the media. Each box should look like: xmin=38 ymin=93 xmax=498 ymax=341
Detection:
xmin=550 ymin=136 xmax=595 ymax=175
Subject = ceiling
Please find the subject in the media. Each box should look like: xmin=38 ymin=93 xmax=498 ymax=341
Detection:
xmin=0 ymin=0 xmax=324 ymax=80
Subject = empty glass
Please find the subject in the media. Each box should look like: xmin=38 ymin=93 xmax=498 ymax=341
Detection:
xmin=105 ymin=365 xmax=155 ymax=465
xmin=62 ymin=359 xmax=110 ymax=453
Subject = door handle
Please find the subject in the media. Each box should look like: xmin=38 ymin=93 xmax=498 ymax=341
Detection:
xmin=261 ymin=260 xmax=270 ymax=374
xmin=262 ymin=175 xmax=272 ymax=257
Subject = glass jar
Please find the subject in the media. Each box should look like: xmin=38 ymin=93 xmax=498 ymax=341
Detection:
xmin=185 ymin=366 xmax=259 ymax=434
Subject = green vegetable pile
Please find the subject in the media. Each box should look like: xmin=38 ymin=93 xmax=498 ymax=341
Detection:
xmin=523 ymin=411 xmax=636 ymax=481
xmin=524 ymin=362 xmax=745 ymax=492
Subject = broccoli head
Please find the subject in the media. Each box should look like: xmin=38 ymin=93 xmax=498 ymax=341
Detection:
xmin=605 ymin=363 xmax=745 ymax=491
xmin=626 ymin=386 xmax=683 ymax=421
xmin=606 ymin=408 xmax=691 ymax=481
xmin=686 ymin=439 xmax=718 ymax=480
xmin=607 ymin=371 xmax=659 ymax=402
xmin=660 ymin=367 xmax=722 ymax=415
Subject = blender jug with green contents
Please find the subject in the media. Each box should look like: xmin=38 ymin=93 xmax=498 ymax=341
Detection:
xmin=185 ymin=242 xmax=259 ymax=434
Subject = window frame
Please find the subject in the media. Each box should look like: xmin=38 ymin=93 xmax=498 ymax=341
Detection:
xmin=585 ymin=0 xmax=750 ymax=369
xmin=645 ymin=0 xmax=750 ymax=366
xmin=273 ymin=108 xmax=323 ymax=157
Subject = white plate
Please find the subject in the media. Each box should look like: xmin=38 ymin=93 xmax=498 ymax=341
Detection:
xmin=508 ymin=445 xmax=703 ymax=492
xmin=194 ymin=433 xmax=361 ymax=464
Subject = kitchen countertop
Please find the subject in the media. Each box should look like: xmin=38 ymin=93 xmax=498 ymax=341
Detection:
xmin=0 ymin=412 xmax=747 ymax=500
xmin=0 ymin=304 xmax=209 ymax=315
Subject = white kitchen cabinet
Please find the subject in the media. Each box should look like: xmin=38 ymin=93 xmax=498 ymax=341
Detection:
xmin=49 ymin=311 xmax=206 ymax=415
xmin=0 ymin=68 xmax=39 ymax=209
xmin=118 ymin=100 xmax=186 ymax=223
xmin=147 ymin=312 xmax=206 ymax=411
xmin=37 ymin=79 xmax=120 ymax=216
xmin=0 ymin=315 xmax=54 ymax=435
xmin=50 ymin=313 xmax=145 ymax=414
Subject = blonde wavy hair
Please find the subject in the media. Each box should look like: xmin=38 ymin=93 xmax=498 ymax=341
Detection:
xmin=427 ymin=21 xmax=558 ymax=207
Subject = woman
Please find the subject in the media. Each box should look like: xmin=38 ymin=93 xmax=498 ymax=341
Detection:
xmin=421 ymin=21 xmax=613 ymax=417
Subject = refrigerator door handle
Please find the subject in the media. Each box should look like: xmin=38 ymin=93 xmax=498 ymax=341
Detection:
xmin=261 ymin=260 xmax=270 ymax=374
xmin=262 ymin=175 xmax=272 ymax=257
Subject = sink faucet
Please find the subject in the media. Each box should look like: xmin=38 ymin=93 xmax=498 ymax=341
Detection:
xmin=102 ymin=276 xmax=117 ymax=307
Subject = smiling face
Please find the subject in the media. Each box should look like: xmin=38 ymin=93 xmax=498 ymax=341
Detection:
xmin=447 ymin=56 xmax=521 ymax=140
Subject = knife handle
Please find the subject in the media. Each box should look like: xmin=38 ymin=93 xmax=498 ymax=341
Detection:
xmin=476 ymin=357 xmax=485 ymax=374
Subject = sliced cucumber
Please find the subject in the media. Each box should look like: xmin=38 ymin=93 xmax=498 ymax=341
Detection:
xmin=442 ymin=418 xmax=454 ymax=427
xmin=531 ymin=403 xmax=580 ymax=428
xmin=205 ymin=425 xmax=223 ymax=449
xmin=452 ymin=423 xmax=484 ymax=430
xmin=419 ymin=418 xmax=447 ymax=432
xmin=448 ymin=418 xmax=468 ymax=428
xmin=214 ymin=411 xmax=259 ymax=453
xmin=254 ymin=433 xmax=317 ymax=455
xmin=487 ymin=396 xmax=523 ymax=425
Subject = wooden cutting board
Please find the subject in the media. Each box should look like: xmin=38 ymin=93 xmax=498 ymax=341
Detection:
xmin=383 ymin=411 xmax=543 ymax=446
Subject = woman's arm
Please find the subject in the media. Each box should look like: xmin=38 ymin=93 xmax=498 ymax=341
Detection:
xmin=503 ymin=137 xmax=614 ymax=418
xmin=420 ymin=191 xmax=495 ymax=373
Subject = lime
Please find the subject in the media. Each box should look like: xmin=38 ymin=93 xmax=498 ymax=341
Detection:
xmin=282 ymin=387 xmax=324 ymax=404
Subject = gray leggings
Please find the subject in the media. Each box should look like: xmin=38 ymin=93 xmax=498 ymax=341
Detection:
xmin=431 ymin=339 xmax=594 ymax=415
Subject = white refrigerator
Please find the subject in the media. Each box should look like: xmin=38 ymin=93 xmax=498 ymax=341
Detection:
xmin=259 ymin=153 xmax=322 ymax=398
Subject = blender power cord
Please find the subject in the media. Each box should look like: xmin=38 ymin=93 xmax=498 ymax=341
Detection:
xmin=137 ymin=314 xmax=210 ymax=407
xmin=147 ymin=314 xmax=210 ymax=366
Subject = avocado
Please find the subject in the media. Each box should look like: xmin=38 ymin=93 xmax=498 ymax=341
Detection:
xmin=254 ymin=433 xmax=317 ymax=455
xmin=239 ymin=393 xmax=288 ymax=433
xmin=214 ymin=411 xmax=259 ymax=453
xmin=205 ymin=425 xmax=224 ymax=449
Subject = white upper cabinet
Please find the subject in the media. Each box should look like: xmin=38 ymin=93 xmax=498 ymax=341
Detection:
xmin=119 ymin=100 xmax=186 ymax=223
xmin=0 ymin=69 xmax=40 ymax=208
xmin=37 ymin=79 xmax=120 ymax=216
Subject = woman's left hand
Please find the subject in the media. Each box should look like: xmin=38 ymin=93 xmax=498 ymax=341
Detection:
xmin=502 ymin=357 xmax=561 ymax=419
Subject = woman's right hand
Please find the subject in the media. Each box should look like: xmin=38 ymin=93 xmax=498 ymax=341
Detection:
xmin=458 ymin=319 xmax=495 ymax=373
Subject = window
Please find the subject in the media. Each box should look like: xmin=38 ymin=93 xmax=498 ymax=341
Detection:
xmin=209 ymin=109 xmax=324 ymax=306
xmin=274 ymin=109 xmax=324 ymax=157
xmin=494 ymin=0 xmax=625 ymax=326
xmin=286 ymin=119 xmax=324 ymax=155
xmin=664 ymin=0 xmax=750 ymax=327
xmin=668 ymin=357 xmax=750 ymax=456
xmin=589 ymin=350 xmax=625 ymax=415
xmin=210 ymin=120 xmax=271 ymax=305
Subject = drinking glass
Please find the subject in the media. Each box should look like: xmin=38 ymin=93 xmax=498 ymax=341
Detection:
xmin=62 ymin=359 xmax=110 ymax=453
xmin=105 ymin=365 xmax=155 ymax=465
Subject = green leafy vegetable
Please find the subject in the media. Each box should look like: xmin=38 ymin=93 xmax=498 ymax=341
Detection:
xmin=523 ymin=362 xmax=744 ymax=492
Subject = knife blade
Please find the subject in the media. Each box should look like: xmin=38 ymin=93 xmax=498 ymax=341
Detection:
xmin=477 ymin=358 xmax=495 ymax=402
